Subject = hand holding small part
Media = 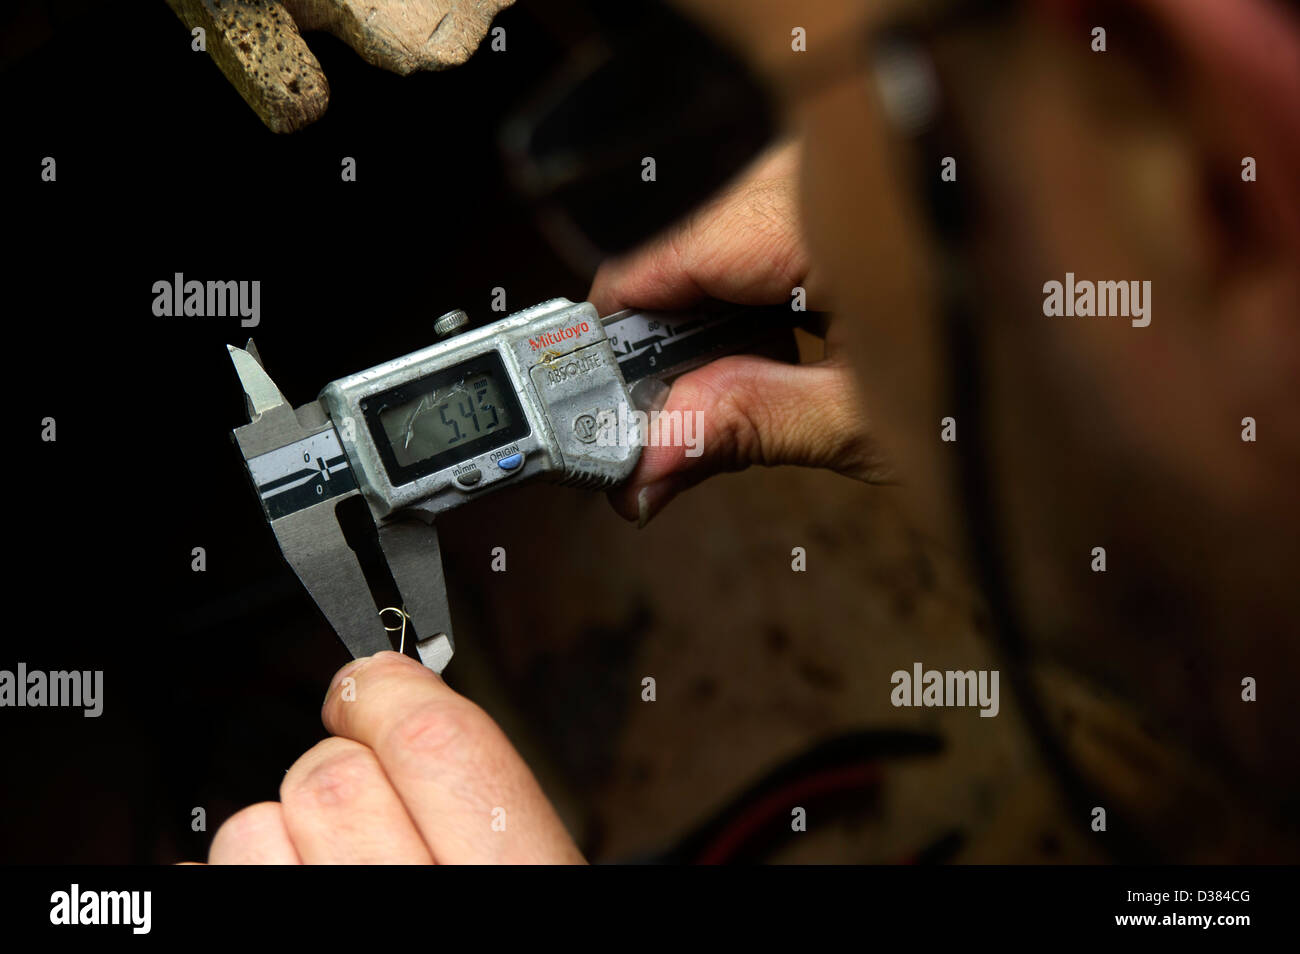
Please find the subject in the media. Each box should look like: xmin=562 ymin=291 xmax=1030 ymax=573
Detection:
xmin=204 ymin=652 xmax=585 ymax=863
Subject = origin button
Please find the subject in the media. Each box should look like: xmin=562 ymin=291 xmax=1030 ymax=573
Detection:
xmin=496 ymin=453 xmax=523 ymax=472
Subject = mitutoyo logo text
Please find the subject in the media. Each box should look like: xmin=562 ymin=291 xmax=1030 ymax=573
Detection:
xmin=528 ymin=321 xmax=589 ymax=350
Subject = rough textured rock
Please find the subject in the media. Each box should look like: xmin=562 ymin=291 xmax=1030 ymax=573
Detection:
xmin=165 ymin=0 xmax=515 ymax=133
xmin=284 ymin=0 xmax=516 ymax=75
xmin=166 ymin=0 xmax=330 ymax=134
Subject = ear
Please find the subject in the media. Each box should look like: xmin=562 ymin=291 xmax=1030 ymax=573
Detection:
xmin=1140 ymin=0 xmax=1300 ymax=247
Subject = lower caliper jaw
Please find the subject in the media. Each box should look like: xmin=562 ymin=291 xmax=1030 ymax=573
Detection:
xmin=376 ymin=517 xmax=454 ymax=671
xmin=228 ymin=342 xmax=455 ymax=673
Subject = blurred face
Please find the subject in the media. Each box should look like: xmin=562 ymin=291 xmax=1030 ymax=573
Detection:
xmin=670 ymin=0 xmax=1300 ymax=852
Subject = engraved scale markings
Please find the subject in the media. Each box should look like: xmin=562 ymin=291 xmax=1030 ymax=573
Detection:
xmin=247 ymin=428 xmax=357 ymax=520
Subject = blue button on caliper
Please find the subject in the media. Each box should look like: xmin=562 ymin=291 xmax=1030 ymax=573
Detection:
xmin=496 ymin=453 xmax=523 ymax=471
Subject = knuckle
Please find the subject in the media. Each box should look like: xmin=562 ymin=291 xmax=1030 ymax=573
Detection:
xmin=282 ymin=745 xmax=378 ymax=809
xmin=653 ymin=224 xmax=695 ymax=289
xmin=730 ymin=392 xmax=775 ymax=466
xmin=702 ymin=359 xmax=774 ymax=466
xmin=385 ymin=699 xmax=498 ymax=773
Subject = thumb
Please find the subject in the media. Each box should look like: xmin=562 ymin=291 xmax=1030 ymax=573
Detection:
xmin=608 ymin=354 xmax=887 ymax=526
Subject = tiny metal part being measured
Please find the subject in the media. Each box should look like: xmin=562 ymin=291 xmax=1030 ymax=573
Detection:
xmin=229 ymin=299 xmax=803 ymax=672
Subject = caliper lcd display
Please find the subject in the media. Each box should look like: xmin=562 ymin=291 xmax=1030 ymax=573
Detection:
xmin=360 ymin=350 xmax=530 ymax=485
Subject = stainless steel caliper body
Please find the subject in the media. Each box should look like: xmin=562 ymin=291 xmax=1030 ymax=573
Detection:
xmin=229 ymin=297 xmax=795 ymax=672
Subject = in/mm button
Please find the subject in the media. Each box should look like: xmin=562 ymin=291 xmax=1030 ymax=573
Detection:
xmin=496 ymin=453 xmax=523 ymax=472
xmin=454 ymin=468 xmax=482 ymax=488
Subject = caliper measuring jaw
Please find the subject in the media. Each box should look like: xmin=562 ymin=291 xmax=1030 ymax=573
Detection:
xmin=228 ymin=342 xmax=456 ymax=672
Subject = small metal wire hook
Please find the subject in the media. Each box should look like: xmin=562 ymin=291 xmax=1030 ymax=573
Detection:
xmin=379 ymin=606 xmax=412 ymax=655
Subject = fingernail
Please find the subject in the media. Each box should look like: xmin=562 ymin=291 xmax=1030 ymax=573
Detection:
xmin=628 ymin=377 xmax=671 ymax=414
xmin=636 ymin=481 xmax=674 ymax=529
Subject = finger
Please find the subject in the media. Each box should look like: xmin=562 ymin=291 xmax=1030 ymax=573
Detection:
xmin=588 ymin=141 xmax=812 ymax=316
xmin=607 ymin=354 xmax=888 ymax=526
xmin=209 ymin=801 xmax=301 ymax=865
xmin=279 ymin=736 xmax=434 ymax=864
xmin=322 ymin=653 xmax=585 ymax=864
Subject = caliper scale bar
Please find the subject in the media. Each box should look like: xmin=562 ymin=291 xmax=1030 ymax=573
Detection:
xmin=230 ymin=345 xmax=454 ymax=670
xmin=605 ymin=302 xmax=797 ymax=387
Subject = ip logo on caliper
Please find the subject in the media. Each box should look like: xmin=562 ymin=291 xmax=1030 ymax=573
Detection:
xmin=574 ymin=414 xmax=599 ymax=443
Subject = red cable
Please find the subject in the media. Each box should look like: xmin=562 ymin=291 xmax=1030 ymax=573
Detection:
xmin=695 ymin=764 xmax=881 ymax=865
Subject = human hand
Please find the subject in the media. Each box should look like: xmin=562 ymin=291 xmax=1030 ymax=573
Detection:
xmin=204 ymin=652 xmax=584 ymax=864
xmin=587 ymin=141 xmax=888 ymax=527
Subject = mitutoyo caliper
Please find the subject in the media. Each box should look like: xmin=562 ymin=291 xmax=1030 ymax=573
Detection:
xmin=229 ymin=298 xmax=797 ymax=672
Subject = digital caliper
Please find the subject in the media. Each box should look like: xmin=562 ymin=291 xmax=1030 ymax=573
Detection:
xmin=229 ymin=298 xmax=798 ymax=673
